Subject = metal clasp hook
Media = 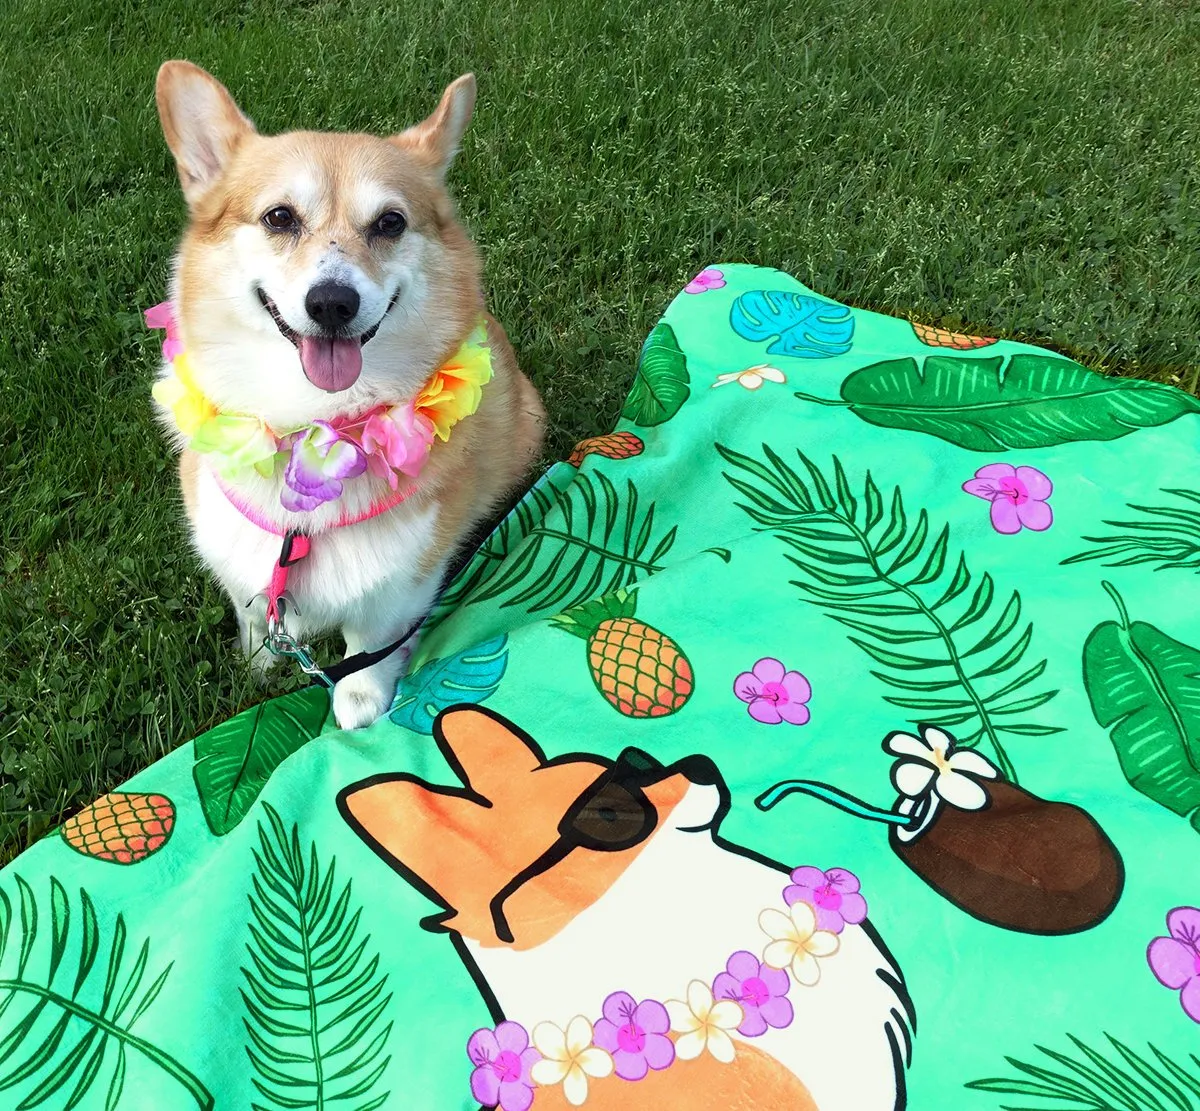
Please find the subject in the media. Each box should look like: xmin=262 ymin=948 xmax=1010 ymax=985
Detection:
xmin=252 ymin=593 xmax=335 ymax=690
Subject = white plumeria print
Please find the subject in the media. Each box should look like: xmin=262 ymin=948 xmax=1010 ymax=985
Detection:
xmin=886 ymin=725 xmax=1000 ymax=812
xmin=664 ymin=980 xmax=744 ymax=1063
xmin=530 ymin=1016 xmax=613 ymax=1106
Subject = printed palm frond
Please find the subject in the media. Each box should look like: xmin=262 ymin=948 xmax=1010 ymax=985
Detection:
xmin=1063 ymin=488 xmax=1200 ymax=573
xmin=719 ymin=444 xmax=1060 ymax=781
xmin=967 ymin=1033 xmax=1200 ymax=1110
xmin=242 ymin=804 xmax=392 ymax=1111
xmin=428 ymin=471 xmax=565 ymax=623
xmin=437 ymin=470 xmax=676 ymax=617
xmin=0 ymin=875 xmax=212 ymax=1110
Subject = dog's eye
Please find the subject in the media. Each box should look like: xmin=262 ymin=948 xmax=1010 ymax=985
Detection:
xmin=372 ymin=211 xmax=407 ymax=239
xmin=262 ymin=206 xmax=298 ymax=232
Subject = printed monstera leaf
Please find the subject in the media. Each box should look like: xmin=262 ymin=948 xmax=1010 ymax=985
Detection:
xmin=622 ymin=323 xmax=690 ymax=426
xmin=730 ymin=290 xmax=854 ymax=358
xmin=1083 ymin=582 xmax=1200 ymax=832
xmin=390 ymin=636 xmax=509 ymax=734
xmin=795 ymin=353 xmax=1200 ymax=450
xmin=192 ymin=686 xmax=332 ymax=836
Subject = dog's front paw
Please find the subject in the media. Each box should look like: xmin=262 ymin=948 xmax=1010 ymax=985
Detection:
xmin=332 ymin=671 xmax=393 ymax=730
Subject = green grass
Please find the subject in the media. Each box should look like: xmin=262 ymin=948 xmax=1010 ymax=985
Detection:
xmin=3 ymin=0 xmax=1200 ymax=863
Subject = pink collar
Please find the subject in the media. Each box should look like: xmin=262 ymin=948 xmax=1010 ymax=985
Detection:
xmin=214 ymin=473 xmax=415 ymax=537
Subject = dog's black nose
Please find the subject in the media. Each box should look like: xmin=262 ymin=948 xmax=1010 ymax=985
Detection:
xmin=305 ymin=282 xmax=360 ymax=329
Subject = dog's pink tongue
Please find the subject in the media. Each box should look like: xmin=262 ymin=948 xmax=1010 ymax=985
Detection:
xmin=298 ymin=337 xmax=363 ymax=392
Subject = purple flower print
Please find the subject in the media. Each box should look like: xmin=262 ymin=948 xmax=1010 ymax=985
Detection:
xmin=963 ymin=463 xmax=1053 ymax=535
xmin=712 ymin=951 xmax=793 ymax=1037
xmin=592 ymin=991 xmax=675 ymax=1081
xmin=734 ymin=658 xmax=812 ymax=725
xmin=684 ymin=268 xmax=726 ymax=294
xmin=1148 ymin=907 xmax=1200 ymax=1024
xmin=467 ymin=1021 xmax=540 ymax=1111
xmin=783 ymin=867 xmax=867 ymax=934
xmin=281 ymin=421 xmax=367 ymax=511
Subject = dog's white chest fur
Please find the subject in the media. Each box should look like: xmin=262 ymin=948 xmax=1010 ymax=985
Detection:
xmin=467 ymin=784 xmax=908 ymax=1111
xmin=190 ymin=464 xmax=442 ymax=635
xmin=188 ymin=464 xmax=444 ymax=727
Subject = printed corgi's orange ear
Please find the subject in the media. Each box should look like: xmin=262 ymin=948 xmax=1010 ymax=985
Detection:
xmin=340 ymin=774 xmax=484 ymax=901
xmin=436 ymin=707 xmax=544 ymax=798
xmin=390 ymin=74 xmax=476 ymax=176
xmin=156 ymin=60 xmax=255 ymax=206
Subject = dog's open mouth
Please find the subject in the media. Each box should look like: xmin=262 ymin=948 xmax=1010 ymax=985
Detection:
xmin=255 ymin=288 xmax=398 ymax=394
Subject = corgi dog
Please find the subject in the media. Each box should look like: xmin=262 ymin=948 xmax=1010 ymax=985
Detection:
xmin=340 ymin=708 xmax=913 ymax=1110
xmin=151 ymin=62 xmax=545 ymax=729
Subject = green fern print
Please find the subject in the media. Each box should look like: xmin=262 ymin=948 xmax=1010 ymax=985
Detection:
xmin=435 ymin=469 xmax=677 ymax=618
xmin=968 ymin=1034 xmax=1200 ymax=1110
xmin=0 ymin=876 xmax=211 ymax=1110
xmin=1064 ymin=487 xmax=1200 ymax=573
xmin=719 ymin=444 xmax=1060 ymax=780
xmin=241 ymin=805 xmax=393 ymax=1111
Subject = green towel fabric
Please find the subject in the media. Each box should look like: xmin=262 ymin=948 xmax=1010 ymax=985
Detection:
xmin=4 ymin=263 xmax=1200 ymax=1111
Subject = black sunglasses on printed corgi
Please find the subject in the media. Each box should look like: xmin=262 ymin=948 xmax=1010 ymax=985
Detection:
xmin=487 ymin=749 xmax=719 ymax=944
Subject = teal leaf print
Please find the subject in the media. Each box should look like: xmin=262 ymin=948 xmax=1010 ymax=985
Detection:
xmin=0 ymin=876 xmax=212 ymax=1109
xmin=390 ymin=636 xmax=509 ymax=734
xmin=794 ymin=352 xmax=1200 ymax=449
xmin=729 ymin=290 xmax=854 ymax=358
xmin=193 ymin=686 xmax=332 ymax=837
xmin=719 ymin=444 xmax=1060 ymax=781
xmin=242 ymin=804 xmax=392 ymax=1111
xmin=622 ymin=322 xmax=690 ymax=427
xmin=1082 ymin=582 xmax=1200 ymax=833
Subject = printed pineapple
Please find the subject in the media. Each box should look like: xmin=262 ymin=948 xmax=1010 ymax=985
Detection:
xmin=551 ymin=589 xmax=693 ymax=717
xmin=910 ymin=321 xmax=998 ymax=349
xmin=61 ymin=791 xmax=175 ymax=864
xmin=566 ymin=431 xmax=644 ymax=468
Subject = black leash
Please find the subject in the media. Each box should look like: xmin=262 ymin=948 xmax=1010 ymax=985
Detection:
xmin=316 ymin=621 xmax=422 ymax=686
xmin=255 ymin=528 xmax=477 ymax=689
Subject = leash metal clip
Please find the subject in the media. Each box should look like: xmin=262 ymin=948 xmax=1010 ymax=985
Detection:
xmin=260 ymin=594 xmax=335 ymax=690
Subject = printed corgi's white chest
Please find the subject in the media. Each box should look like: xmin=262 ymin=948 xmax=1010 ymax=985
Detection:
xmin=467 ymin=791 xmax=907 ymax=1111
xmin=188 ymin=463 xmax=442 ymax=637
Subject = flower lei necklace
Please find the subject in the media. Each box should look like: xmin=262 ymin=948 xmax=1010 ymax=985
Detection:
xmin=465 ymin=865 xmax=866 ymax=1109
xmin=145 ymin=302 xmax=493 ymax=512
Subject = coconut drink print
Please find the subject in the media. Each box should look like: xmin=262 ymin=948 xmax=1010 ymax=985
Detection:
xmin=3 ymin=262 xmax=1199 ymax=1110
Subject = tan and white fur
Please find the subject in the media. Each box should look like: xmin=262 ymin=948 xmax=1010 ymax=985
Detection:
xmin=152 ymin=62 xmax=545 ymax=729
xmin=341 ymin=708 xmax=912 ymax=1110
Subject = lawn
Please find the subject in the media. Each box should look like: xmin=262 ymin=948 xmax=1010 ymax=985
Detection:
xmin=3 ymin=0 xmax=1199 ymax=863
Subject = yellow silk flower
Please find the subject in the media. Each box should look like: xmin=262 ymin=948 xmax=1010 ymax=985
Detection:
xmin=415 ymin=324 xmax=493 ymax=441
xmin=151 ymin=353 xmax=216 ymax=438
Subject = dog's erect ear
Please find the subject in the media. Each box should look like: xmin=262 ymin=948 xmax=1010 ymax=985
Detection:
xmin=156 ymin=60 xmax=255 ymax=206
xmin=391 ymin=74 xmax=476 ymax=176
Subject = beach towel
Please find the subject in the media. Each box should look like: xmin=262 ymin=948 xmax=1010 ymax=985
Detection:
xmin=3 ymin=263 xmax=1200 ymax=1110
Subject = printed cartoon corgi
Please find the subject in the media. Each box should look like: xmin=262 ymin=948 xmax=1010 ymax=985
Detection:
xmin=339 ymin=707 xmax=912 ymax=1110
